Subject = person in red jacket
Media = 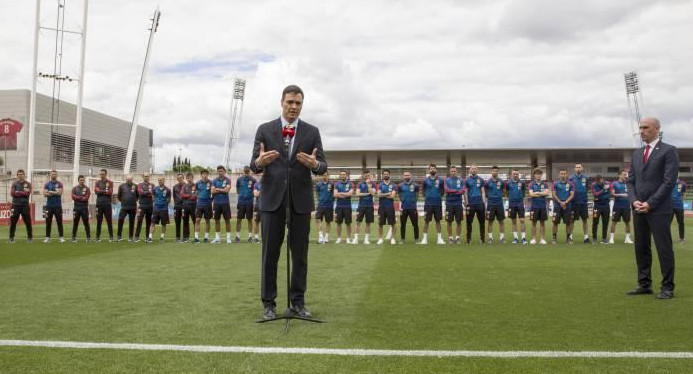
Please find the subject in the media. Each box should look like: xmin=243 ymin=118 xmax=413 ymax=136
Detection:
xmin=71 ymin=175 xmax=91 ymax=242
xmin=9 ymin=169 xmax=33 ymax=243
xmin=94 ymin=168 xmax=115 ymax=242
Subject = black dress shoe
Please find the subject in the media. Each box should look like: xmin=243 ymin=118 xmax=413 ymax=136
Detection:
xmin=655 ymin=290 xmax=674 ymax=299
xmin=626 ymin=287 xmax=654 ymax=295
xmin=262 ymin=306 xmax=276 ymax=320
xmin=291 ymin=305 xmax=313 ymax=318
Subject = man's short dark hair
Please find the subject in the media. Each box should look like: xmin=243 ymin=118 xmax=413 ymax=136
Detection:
xmin=382 ymin=169 xmax=390 ymax=174
xmin=100 ymin=169 xmax=107 ymax=174
xmin=595 ymin=174 xmax=603 ymax=180
xmin=512 ymin=168 xmax=519 ymax=172
xmin=186 ymin=172 xmax=193 ymax=178
xmin=201 ymin=169 xmax=209 ymax=175
xmin=429 ymin=163 xmax=437 ymax=168
xmin=176 ymin=173 xmax=183 ymax=177
xmin=492 ymin=165 xmax=499 ymax=170
xmin=282 ymin=85 xmax=304 ymax=101
xmin=575 ymin=163 xmax=583 ymax=167
xmin=449 ymin=165 xmax=457 ymax=170
xmin=217 ymin=165 xmax=226 ymax=171
xmin=78 ymin=175 xmax=85 ymax=180
xmin=17 ymin=169 xmax=25 ymax=174
xmin=559 ymin=168 xmax=568 ymax=173
xmin=533 ymin=168 xmax=543 ymax=175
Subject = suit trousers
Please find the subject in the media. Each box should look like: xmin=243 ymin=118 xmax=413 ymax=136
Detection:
xmin=633 ymin=212 xmax=675 ymax=291
xmin=261 ymin=197 xmax=311 ymax=308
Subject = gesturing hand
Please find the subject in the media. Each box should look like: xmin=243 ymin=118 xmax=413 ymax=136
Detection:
xmin=255 ymin=143 xmax=280 ymax=168
xmin=297 ymin=148 xmax=319 ymax=170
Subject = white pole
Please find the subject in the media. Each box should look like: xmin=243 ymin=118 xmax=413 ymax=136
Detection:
xmin=222 ymin=85 xmax=233 ymax=168
xmin=124 ymin=8 xmax=160 ymax=174
xmin=27 ymin=0 xmax=41 ymax=182
xmin=73 ymin=0 xmax=89 ymax=181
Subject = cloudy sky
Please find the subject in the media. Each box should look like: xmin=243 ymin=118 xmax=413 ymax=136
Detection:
xmin=2 ymin=0 xmax=692 ymax=171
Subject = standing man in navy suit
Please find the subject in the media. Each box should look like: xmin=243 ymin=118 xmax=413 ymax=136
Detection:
xmin=626 ymin=117 xmax=679 ymax=299
xmin=251 ymin=85 xmax=328 ymax=319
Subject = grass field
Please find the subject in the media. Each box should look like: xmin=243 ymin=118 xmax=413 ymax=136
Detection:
xmin=0 ymin=218 xmax=691 ymax=373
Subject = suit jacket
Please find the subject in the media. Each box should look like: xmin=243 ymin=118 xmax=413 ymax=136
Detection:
xmin=250 ymin=118 xmax=327 ymax=214
xmin=627 ymin=141 xmax=679 ymax=215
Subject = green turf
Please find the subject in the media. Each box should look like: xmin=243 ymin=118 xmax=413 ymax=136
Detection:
xmin=0 ymin=218 xmax=691 ymax=373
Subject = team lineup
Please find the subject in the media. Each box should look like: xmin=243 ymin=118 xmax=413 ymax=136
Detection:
xmin=7 ymin=161 xmax=687 ymax=246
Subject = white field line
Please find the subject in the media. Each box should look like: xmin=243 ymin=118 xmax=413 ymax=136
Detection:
xmin=0 ymin=340 xmax=692 ymax=359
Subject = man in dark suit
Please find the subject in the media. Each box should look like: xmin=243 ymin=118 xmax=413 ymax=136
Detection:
xmin=626 ymin=117 xmax=679 ymax=299
xmin=250 ymin=85 xmax=327 ymax=319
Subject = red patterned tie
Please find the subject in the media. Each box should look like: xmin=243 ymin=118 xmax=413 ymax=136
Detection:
xmin=643 ymin=145 xmax=650 ymax=164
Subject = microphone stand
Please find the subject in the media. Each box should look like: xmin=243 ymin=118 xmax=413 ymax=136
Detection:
xmin=256 ymin=129 xmax=323 ymax=332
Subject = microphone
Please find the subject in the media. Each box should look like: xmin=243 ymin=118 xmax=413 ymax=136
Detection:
xmin=282 ymin=126 xmax=295 ymax=146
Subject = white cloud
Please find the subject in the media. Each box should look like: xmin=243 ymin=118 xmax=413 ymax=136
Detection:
xmin=1 ymin=0 xmax=692 ymax=172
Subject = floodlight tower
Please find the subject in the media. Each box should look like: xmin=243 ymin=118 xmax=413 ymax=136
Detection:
xmin=222 ymin=78 xmax=246 ymax=170
xmin=624 ymin=71 xmax=644 ymax=147
xmin=124 ymin=8 xmax=161 ymax=174
xmin=27 ymin=0 xmax=89 ymax=183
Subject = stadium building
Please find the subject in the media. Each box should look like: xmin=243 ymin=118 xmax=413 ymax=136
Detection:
xmin=0 ymin=89 xmax=153 ymax=176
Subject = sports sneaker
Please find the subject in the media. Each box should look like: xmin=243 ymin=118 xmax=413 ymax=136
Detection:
xmin=254 ymin=238 xmax=260 ymax=244
xmin=624 ymin=237 xmax=633 ymax=244
xmin=488 ymin=238 xmax=493 ymax=244
xmin=448 ymin=237 xmax=454 ymax=244
xmin=390 ymin=238 xmax=396 ymax=245
xmin=540 ymin=239 xmax=547 ymax=245
xmin=85 ymin=238 xmax=91 ymax=243
xmin=454 ymin=238 xmax=461 ymax=244
xmin=211 ymin=238 xmax=221 ymax=244
xmin=226 ymin=239 xmax=232 ymax=244
xmin=59 ymin=237 xmax=65 ymax=243
xmin=420 ymin=238 xmax=428 ymax=245
xmin=608 ymin=239 xmax=614 ymax=244
xmin=109 ymin=237 xmax=114 ymax=243
xmin=601 ymin=239 xmax=609 ymax=244
xmin=551 ymin=238 xmax=557 ymax=244
xmin=568 ymin=238 xmax=574 ymax=244
xmin=134 ymin=238 xmax=141 ymax=243
xmin=437 ymin=238 xmax=445 ymax=245
xmin=145 ymin=238 xmax=152 ymax=243
xmin=203 ymin=238 xmax=209 ymax=243
xmin=364 ymin=239 xmax=370 ymax=245
xmin=399 ymin=239 xmax=405 ymax=245
xmin=128 ymin=237 xmax=134 ymax=243
xmin=679 ymin=238 xmax=686 ymax=244
xmin=521 ymin=238 xmax=528 ymax=245
xmin=530 ymin=239 xmax=537 ymax=245
xmin=335 ymin=238 xmax=342 ymax=244
xmin=248 ymin=237 xmax=253 ymax=243
xmin=512 ymin=238 xmax=519 ymax=244
xmin=8 ymin=238 xmax=15 ymax=244
xmin=43 ymin=238 xmax=51 ymax=243
xmin=352 ymin=238 xmax=359 ymax=245
xmin=346 ymin=239 xmax=352 ymax=244
xmin=385 ymin=229 xmax=392 ymax=240
xmin=27 ymin=239 xmax=33 ymax=243
xmin=159 ymin=238 xmax=165 ymax=243
xmin=95 ymin=239 xmax=102 ymax=243
xmin=193 ymin=238 xmax=200 ymax=244
xmin=182 ymin=239 xmax=189 ymax=243
xmin=583 ymin=237 xmax=591 ymax=244
xmin=500 ymin=238 xmax=506 ymax=244
xmin=234 ymin=236 xmax=241 ymax=243
xmin=175 ymin=238 xmax=181 ymax=243
xmin=72 ymin=238 xmax=77 ymax=243
xmin=376 ymin=238 xmax=383 ymax=245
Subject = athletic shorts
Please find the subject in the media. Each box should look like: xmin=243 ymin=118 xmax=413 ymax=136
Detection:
xmin=446 ymin=205 xmax=463 ymax=223
xmin=153 ymin=210 xmax=169 ymax=225
xmin=316 ymin=206 xmax=334 ymax=223
xmin=508 ymin=205 xmax=525 ymax=220
xmin=612 ymin=207 xmax=631 ymax=223
xmin=237 ymin=203 xmax=253 ymax=220
xmin=486 ymin=205 xmax=505 ymax=221
xmin=356 ymin=206 xmax=374 ymax=224
xmin=530 ymin=207 xmax=547 ymax=222
xmin=572 ymin=203 xmax=588 ymax=221
xmin=335 ymin=207 xmax=352 ymax=224
xmin=554 ymin=205 xmax=572 ymax=224
xmin=196 ymin=205 xmax=212 ymax=220
xmin=378 ymin=206 xmax=396 ymax=226
xmin=213 ymin=203 xmax=231 ymax=220
xmin=424 ymin=204 xmax=443 ymax=222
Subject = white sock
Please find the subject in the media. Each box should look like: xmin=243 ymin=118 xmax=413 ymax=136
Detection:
xmin=215 ymin=232 xmax=220 ymax=240
xmin=584 ymin=234 xmax=589 ymax=240
xmin=319 ymin=231 xmax=324 ymax=240
xmin=254 ymin=234 xmax=259 ymax=239
xmin=354 ymin=234 xmax=359 ymax=241
xmin=160 ymin=233 xmax=164 ymax=239
xmin=204 ymin=232 xmax=209 ymax=239
xmin=437 ymin=233 xmax=442 ymax=240
xmin=610 ymin=233 xmax=615 ymax=241
xmin=325 ymin=234 xmax=329 ymax=241
xmin=625 ymin=233 xmax=631 ymax=240
xmin=513 ymin=232 xmax=518 ymax=239
xmin=148 ymin=233 xmax=152 ymax=239
xmin=521 ymin=232 xmax=526 ymax=239
xmin=365 ymin=234 xmax=370 ymax=241
xmin=455 ymin=236 xmax=460 ymax=240
xmin=195 ymin=232 xmax=199 ymax=239
xmin=500 ymin=233 xmax=505 ymax=240
xmin=236 ymin=231 xmax=240 ymax=238
xmin=227 ymin=233 xmax=231 ymax=241
xmin=488 ymin=233 xmax=493 ymax=240
xmin=423 ymin=233 xmax=428 ymax=240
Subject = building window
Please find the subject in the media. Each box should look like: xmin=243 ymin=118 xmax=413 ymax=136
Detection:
xmin=607 ymin=167 xmax=620 ymax=173
xmin=680 ymin=166 xmax=691 ymax=173
xmin=51 ymin=133 xmax=137 ymax=170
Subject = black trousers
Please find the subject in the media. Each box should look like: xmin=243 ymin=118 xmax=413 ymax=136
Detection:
xmin=182 ymin=206 xmax=195 ymax=239
xmin=9 ymin=205 xmax=33 ymax=239
xmin=45 ymin=206 xmax=63 ymax=238
xmin=670 ymin=208 xmax=685 ymax=240
xmin=117 ymin=208 xmax=136 ymax=238
xmin=96 ymin=204 xmax=113 ymax=239
xmin=633 ymin=212 xmax=675 ymax=291
xmin=174 ymin=207 xmax=183 ymax=239
xmin=400 ymin=209 xmax=419 ymax=240
xmin=135 ymin=207 xmax=153 ymax=238
xmin=261 ymin=199 xmax=310 ymax=308
xmin=592 ymin=207 xmax=610 ymax=240
xmin=72 ymin=207 xmax=91 ymax=239
xmin=466 ymin=204 xmax=486 ymax=242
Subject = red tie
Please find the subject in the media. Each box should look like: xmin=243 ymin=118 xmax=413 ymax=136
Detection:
xmin=643 ymin=145 xmax=650 ymax=163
